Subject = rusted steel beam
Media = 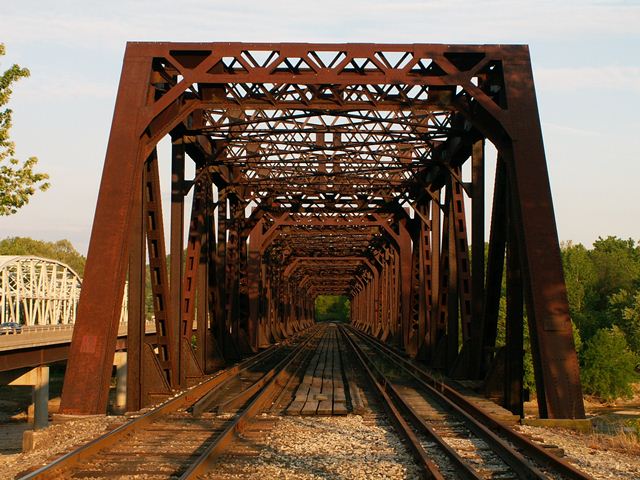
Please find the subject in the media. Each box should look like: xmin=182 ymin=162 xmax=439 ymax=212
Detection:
xmin=505 ymin=191 xmax=524 ymax=417
xmin=469 ymin=139 xmax=485 ymax=379
xmin=126 ymin=166 xmax=146 ymax=411
xmin=501 ymin=53 xmax=585 ymax=419
xmin=180 ymin=178 xmax=207 ymax=383
xmin=451 ymin=169 xmax=472 ymax=344
xmin=170 ymin=137 xmax=186 ymax=387
xmin=144 ymin=153 xmax=177 ymax=387
xmin=60 ymin=50 xmax=153 ymax=415
xmin=482 ymin=158 xmax=507 ymax=373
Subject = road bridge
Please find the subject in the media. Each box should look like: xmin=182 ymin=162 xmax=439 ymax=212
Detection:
xmin=0 ymin=323 xmax=158 ymax=372
xmin=59 ymin=42 xmax=584 ymax=420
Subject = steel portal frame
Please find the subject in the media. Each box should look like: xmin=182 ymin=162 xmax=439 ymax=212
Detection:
xmin=60 ymin=43 xmax=584 ymax=419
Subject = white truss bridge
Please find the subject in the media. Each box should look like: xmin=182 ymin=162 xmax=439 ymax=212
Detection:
xmin=0 ymin=255 xmax=83 ymax=326
xmin=0 ymin=255 xmax=130 ymax=327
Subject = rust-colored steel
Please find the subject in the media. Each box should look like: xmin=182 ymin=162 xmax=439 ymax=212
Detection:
xmin=61 ymin=42 xmax=584 ymax=419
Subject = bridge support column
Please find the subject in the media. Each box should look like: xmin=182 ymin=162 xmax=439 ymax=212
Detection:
xmin=4 ymin=366 xmax=50 ymax=429
xmin=113 ymin=352 xmax=127 ymax=413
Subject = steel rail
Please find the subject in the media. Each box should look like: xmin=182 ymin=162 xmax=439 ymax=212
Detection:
xmin=346 ymin=325 xmax=593 ymax=480
xmin=18 ymin=330 xmax=315 ymax=480
xmin=178 ymin=325 xmax=324 ymax=479
xmin=342 ymin=326 xmax=546 ymax=479
xmin=205 ymin=324 xmax=325 ymax=415
xmin=339 ymin=325 xmax=483 ymax=480
xmin=339 ymin=325 xmax=445 ymax=479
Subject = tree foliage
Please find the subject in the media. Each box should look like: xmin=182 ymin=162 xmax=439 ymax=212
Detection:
xmin=562 ymin=237 xmax=640 ymax=343
xmin=580 ymin=326 xmax=639 ymax=402
xmin=560 ymin=237 xmax=640 ymax=401
xmin=315 ymin=295 xmax=350 ymax=322
xmin=0 ymin=43 xmax=49 ymax=215
xmin=486 ymin=237 xmax=640 ymax=401
xmin=0 ymin=236 xmax=86 ymax=276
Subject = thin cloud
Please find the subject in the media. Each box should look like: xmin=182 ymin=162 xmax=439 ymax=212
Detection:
xmin=536 ymin=66 xmax=640 ymax=93
xmin=2 ymin=1 xmax=639 ymax=48
xmin=544 ymin=122 xmax=604 ymax=138
xmin=13 ymin=74 xmax=115 ymax=101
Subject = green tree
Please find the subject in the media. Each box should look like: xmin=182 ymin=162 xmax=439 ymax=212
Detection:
xmin=589 ymin=237 xmax=640 ymax=310
xmin=561 ymin=242 xmax=596 ymax=314
xmin=580 ymin=326 xmax=639 ymax=402
xmin=609 ymin=289 xmax=640 ymax=354
xmin=0 ymin=43 xmax=49 ymax=215
xmin=315 ymin=295 xmax=350 ymax=322
xmin=0 ymin=236 xmax=86 ymax=276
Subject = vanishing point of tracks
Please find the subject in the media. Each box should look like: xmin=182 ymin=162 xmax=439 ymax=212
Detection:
xmin=20 ymin=323 xmax=593 ymax=479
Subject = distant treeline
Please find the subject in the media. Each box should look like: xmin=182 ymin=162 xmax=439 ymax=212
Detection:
xmin=0 ymin=236 xmax=86 ymax=275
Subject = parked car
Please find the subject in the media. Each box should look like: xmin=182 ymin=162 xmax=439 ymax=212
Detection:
xmin=0 ymin=322 xmax=23 ymax=335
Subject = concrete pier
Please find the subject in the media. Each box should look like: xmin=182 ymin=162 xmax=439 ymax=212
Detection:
xmin=114 ymin=352 xmax=127 ymax=412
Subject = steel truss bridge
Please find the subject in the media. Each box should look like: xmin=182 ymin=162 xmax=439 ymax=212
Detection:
xmin=60 ymin=42 xmax=584 ymax=420
xmin=0 ymin=256 xmax=81 ymax=326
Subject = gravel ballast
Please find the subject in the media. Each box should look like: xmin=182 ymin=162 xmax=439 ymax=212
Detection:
xmin=516 ymin=424 xmax=640 ymax=480
xmin=0 ymin=416 xmax=116 ymax=479
xmin=206 ymin=414 xmax=422 ymax=479
xmin=2 ymin=414 xmax=640 ymax=479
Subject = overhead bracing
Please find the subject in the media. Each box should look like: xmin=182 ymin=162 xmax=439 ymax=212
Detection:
xmin=60 ymin=43 xmax=585 ymax=419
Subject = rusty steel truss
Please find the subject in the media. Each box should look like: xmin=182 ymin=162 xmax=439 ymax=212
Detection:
xmin=60 ymin=43 xmax=584 ymax=419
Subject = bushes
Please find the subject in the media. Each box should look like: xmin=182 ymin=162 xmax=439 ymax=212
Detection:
xmin=580 ymin=326 xmax=639 ymax=402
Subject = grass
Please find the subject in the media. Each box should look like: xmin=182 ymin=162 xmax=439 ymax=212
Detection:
xmin=584 ymin=429 xmax=640 ymax=455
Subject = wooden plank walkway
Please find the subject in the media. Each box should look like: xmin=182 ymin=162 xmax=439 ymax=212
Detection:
xmin=286 ymin=324 xmax=350 ymax=416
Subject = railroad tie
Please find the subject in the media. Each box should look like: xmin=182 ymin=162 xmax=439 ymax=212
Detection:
xmin=286 ymin=325 xmax=351 ymax=416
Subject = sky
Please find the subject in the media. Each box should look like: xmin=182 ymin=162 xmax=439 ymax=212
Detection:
xmin=1 ymin=0 xmax=639 ymax=254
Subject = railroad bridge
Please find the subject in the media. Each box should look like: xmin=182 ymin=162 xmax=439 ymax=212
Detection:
xmin=60 ymin=42 xmax=584 ymax=421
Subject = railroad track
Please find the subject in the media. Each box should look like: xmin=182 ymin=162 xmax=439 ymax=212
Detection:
xmin=340 ymin=325 xmax=592 ymax=480
xmin=19 ymin=325 xmax=325 ymax=480
xmin=18 ymin=323 xmax=594 ymax=479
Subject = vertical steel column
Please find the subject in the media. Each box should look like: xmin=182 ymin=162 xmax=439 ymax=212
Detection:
xmin=196 ymin=210 xmax=209 ymax=370
xmin=429 ymin=191 xmax=441 ymax=363
xmin=502 ymin=51 xmax=584 ymax=418
xmin=384 ymin=252 xmax=391 ymax=339
xmin=248 ymin=221 xmax=265 ymax=351
xmin=215 ymin=188 xmax=227 ymax=354
xmin=367 ymin=273 xmax=374 ymax=333
xmin=238 ymin=228 xmax=251 ymax=346
xmin=391 ymin=249 xmax=400 ymax=343
xmin=444 ymin=185 xmax=459 ymax=372
xmin=398 ymin=223 xmax=413 ymax=354
xmin=144 ymin=152 xmax=177 ymax=387
xmin=126 ymin=164 xmax=146 ymax=411
xmin=419 ymin=201 xmax=433 ymax=360
xmin=205 ymin=189 xmax=223 ymax=372
xmin=451 ymin=171 xmax=472 ymax=342
xmin=170 ymin=137 xmax=185 ymax=387
xmin=469 ymin=140 xmax=486 ymax=379
xmin=505 ymin=189 xmax=524 ymax=416
xmin=372 ymin=263 xmax=381 ymax=337
xmin=224 ymin=195 xmax=241 ymax=354
xmin=180 ymin=178 xmax=207 ymax=384
xmin=482 ymin=158 xmax=507 ymax=372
